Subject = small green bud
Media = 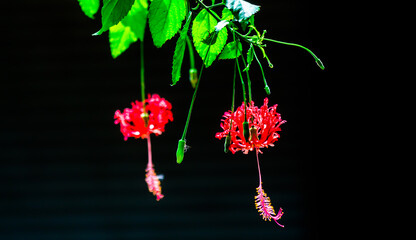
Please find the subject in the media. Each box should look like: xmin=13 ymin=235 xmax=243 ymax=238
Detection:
xmin=316 ymin=58 xmax=325 ymax=70
xmin=189 ymin=68 xmax=198 ymax=88
xmin=243 ymin=121 xmax=250 ymax=142
xmin=176 ymin=139 xmax=186 ymax=164
xmin=224 ymin=134 xmax=231 ymax=153
xmin=264 ymin=85 xmax=271 ymax=95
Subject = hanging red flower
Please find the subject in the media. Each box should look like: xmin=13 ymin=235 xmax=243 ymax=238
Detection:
xmin=215 ymin=98 xmax=286 ymax=154
xmin=114 ymin=94 xmax=173 ymax=140
xmin=216 ymin=98 xmax=286 ymax=227
xmin=114 ymin=94 xmax=173 ymax=201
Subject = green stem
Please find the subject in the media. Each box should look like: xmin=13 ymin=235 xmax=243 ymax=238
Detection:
xmin=263 ymin=38 xmax=325 ymax=70
xmin=140 ymin=40 xmax=146 ymax=105
xmin=238 ymin=51 xmax=252 ymax=103
xmin=195 ymin=0 xmax=221 ymax=21
xmin=180 ymin=41 xmax=212 ymax=141
xmin=208 ymin=2 xmax=225 ymax=9
xmin=177 ymin=38 xmax=213 ymax=164
xmin=252 ymin=48 xmax=270 ymax=95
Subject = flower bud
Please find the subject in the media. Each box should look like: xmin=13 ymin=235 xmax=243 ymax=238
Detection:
xmin=243 ymin=121 xmax=250 ymax=142
xmin=224 ymin=133 xmax=231 ymax=153
xmin=264 ymin=85 xmax=271 ymax=95
xmin=316 ymin=58 xmax=325 ymax=70
xmin=189 ymin=68 xmax=198 ymax=88
xmin=176 ymin=139 xmax=186 ymax=164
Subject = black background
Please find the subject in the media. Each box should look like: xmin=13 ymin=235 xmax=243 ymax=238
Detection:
xmin=1 ymin=0 xmax=336 ymax=239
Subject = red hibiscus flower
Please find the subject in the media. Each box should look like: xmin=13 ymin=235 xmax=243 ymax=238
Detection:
xmin=215 ymin=98 xmax=286 ymax=154
xmin=114 ymin=94 xmax=173 ymax=201
xmin=114 ymin=94 xmax=173 ymax=140
xmin=216 ymin=98 xmax=286 ymax=227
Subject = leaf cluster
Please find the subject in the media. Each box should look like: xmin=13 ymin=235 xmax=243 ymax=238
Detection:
xmin=77 ymin=0 xmax=263 ymax=84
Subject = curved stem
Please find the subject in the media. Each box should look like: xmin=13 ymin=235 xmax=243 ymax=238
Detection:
xmin=180 ymin=41 xmax=212 ymax=141
xmin=263 ymin=38 xmax=325 ymax=70
xmin=252 ymin=48 xmax=270 ymax=95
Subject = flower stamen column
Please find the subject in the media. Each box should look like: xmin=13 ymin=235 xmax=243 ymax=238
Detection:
xmin=145 ymin=135 xmax=164 ymax=201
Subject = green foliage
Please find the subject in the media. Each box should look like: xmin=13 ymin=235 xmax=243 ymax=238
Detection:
xmin=171 ymin=12 xmax=192 ymax=86
xmin=219 ymin=41 xmax=242 ymax=60
xmin=93 ymin=0 xmax=135 ymax=36
xmin=148 ymin=0 xmax=187 ymax=48
xmin=225 ymin=0 xmax=260 ymax=22
xmin=243 ymin=44 xmax=254 ymax=71
xmin=221 ymin=7 xmax=234 ymax=21
xmin=192 ymin=9 xmax=227 ymax=67
xmin=109 ymin=0 xmax=148 ymax=58
xmin=77 ymin=0 xmax=100 ymax=19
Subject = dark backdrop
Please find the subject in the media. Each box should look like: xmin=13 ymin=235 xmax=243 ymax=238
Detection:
xmin=1 ymin=0 xmax=334 ymax=239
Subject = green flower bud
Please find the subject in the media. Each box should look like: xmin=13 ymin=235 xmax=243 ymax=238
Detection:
xmin=189 ymin=68 xmax=198 ymax=88
xmin=224 ymin=133 xmax=231 ymax=153
xmin=243 ymin=121 xmax=250 ymax=142
xmin=264 ymin=85 xmax=271 ymax=95
xmin=176 ymin=139 xmax=186 ymax=164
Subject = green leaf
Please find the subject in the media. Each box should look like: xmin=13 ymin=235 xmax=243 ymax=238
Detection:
xmin=93 ymin=0 xmax=135 ymax=36
xmin=221 ymin=7 xmax=234 ymax=21
xmin=77 ymin=0 xmax=100 ymax=19
xmin=148 ymin=0 xmax=187 ymax=48
xmin=225 ymin=0 xmax=260 ymax=22
xmin=243 ymin=44 xmax=254 ymax=71
xmin=192 ymin=9 xmax=228 ymax=67
xmin=109 ymin=0 xmax=148 ymax=58
xmin=172 ymin=12 xmax=192 ymax=86
xmin=219 ymin=41 xmax=242 ymax=60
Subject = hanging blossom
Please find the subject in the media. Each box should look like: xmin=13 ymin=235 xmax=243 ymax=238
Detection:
xmin=216 ymin=98 xmax=285 ymax=226
xmin=114 ymin=94 xmax=173 ymax=201
xmin=215 ymin=98 xmax=286 ymax=154
xmin=114 ymin=94 xmax=173 ymax=140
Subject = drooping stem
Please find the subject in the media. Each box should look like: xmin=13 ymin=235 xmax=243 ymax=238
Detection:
xmin=180 ymin=43 xmax=210 ymax=141
xmin=252 ymin=48 xmax=270 ymax=95
xmin=235 ymin=50 xmax=246 ymax=107
xmin=238 ymin=51 xmax=252 ymax=103
xmin=177 ymin=39 xmax=213 ymax=163
xmin=263 ymin=38 xmax=325 ymax=70
xmin=140 ymin=40 xmax=146 ymax=105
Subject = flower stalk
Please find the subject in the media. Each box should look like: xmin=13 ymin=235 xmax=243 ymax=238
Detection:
xmin=176 ymin=37 xmax=214 ymax=164
xmin=186 ymin=36 xmax=198 ymax=88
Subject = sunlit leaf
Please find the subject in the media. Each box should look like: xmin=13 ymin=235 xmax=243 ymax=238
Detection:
xmin=109 ymin=0 xmax=148 ymax=58
xmin=219 ymin=41 xmax=242 ymax=60
xmin=148 ymin=0 xmax=187 ymax=48
xmin=192 ymin=9 xmax=227 ymax=67
xmin=93 ymin=0 xmax=135 ymax=36
xmin=172 ymin=12 xmax=192 ymax=86
xmin=77 ymin=0 xmax=100 ymax=19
